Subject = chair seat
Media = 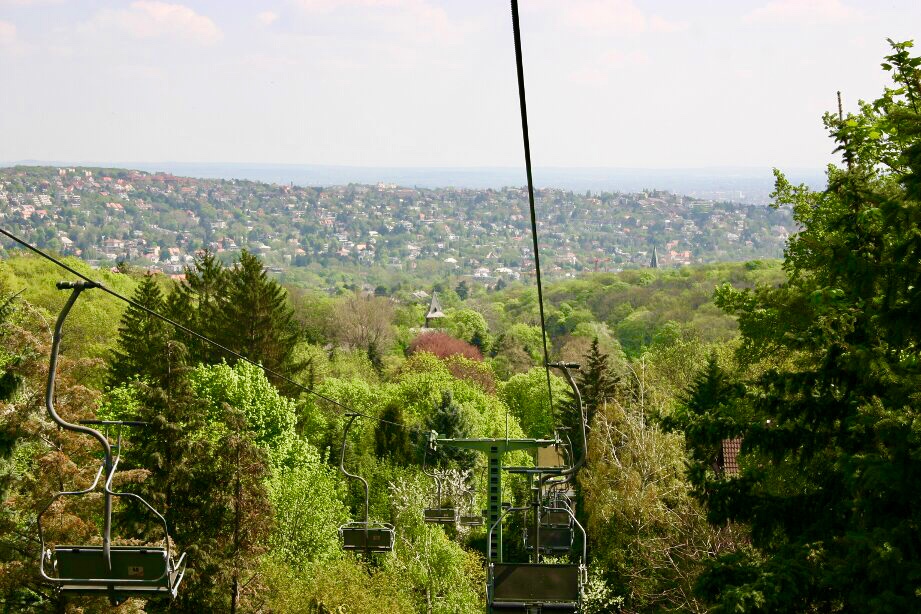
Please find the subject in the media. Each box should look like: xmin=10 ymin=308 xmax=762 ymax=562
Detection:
xmin=339 ymin=523 xmax=395 ymax=552
xmin=459 ymin=515 xmax=485 ymax=526
xmin=490 ymin=563 xmax=581 ymax=604
xmin=424 ymin=508 xmax=458 ymax=524
xmin=51 ymin=546 xmax=183 ymax=595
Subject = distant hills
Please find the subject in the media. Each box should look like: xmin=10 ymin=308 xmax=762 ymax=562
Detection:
xmin=6 ymin=161 xmax=825 ymax=205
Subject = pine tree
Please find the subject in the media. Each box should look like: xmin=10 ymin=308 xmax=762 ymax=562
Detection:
xmin=167 ymin=250 xmax=228 ymax=364
xmin=563 ymin=338 xmax=618 ymax=462
xmin=217 ymin=250 xmax=308 ymax=395
xmin=108 ymin=272 xmax=172 ymax=387
xmin=664 ymin=352 xmax=744 ymax=479
xmin=685 ymin=41 xmax=921 ymax=612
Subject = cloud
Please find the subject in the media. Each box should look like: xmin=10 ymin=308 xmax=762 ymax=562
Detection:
xmin=86 ymin=1 xmax=222 ymax=45
xmin=292 ymin=0 xmax=457 ymax=43
xmin=258 ymin=11 xmax=279 ymax=26
xmin=0 ymin=20 xmax=18 ymax=47
xmin=556 ymin=0 xmax=688 ymax=35
xmin=571 ymin=49 xmax=650 ymax=86
xmin=743 ymin=0 xmax=863 ymax=24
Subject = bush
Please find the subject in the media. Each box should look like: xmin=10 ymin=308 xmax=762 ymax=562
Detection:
xmin=407 ymin=331 xmax=482 ymax=361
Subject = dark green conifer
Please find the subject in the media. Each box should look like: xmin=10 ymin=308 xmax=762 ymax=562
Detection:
xmin=108 ymin=272 xmax=172 ymax=387
xmin=217 ymin=250 xmax=308 ymax=395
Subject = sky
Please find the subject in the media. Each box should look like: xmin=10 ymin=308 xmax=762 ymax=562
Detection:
xmin=1 ymin=0 xmax=919 ymax=170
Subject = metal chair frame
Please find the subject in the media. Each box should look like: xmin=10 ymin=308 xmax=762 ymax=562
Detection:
xmin=422 ymin=432 xmax=458 ymax=525
xmin=337 ymin=413 xmax=395 ymax=554
xmin=486 ymin=505 xmax=587 ymax=612
xmin=37 ymin=282 xmax=186 ymax=605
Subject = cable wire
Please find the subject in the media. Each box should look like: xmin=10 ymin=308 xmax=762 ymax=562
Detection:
xmin=0 ymin=226 xmax=407 ymax=430
xmin=510 ymin=0 xmax=555 ymax=414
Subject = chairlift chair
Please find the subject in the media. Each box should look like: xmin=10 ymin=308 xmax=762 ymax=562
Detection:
xmin=487 ymin=505 xmax=587 ymax=613
xmin=337 ymin=414 xmax=395 ymax=553
xmin=422 ymin=431 xmax=458 ymax=525
xmin=38 ymin=282 xmax=186 ymax=605
xmin=486 ymin=363 xmax=589 ymax=613
xmin=459 ymin=481 xmax=485 ymax=527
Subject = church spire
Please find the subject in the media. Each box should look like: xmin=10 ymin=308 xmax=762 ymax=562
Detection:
xmin=650 ymin=246 xmax=659 ymax=269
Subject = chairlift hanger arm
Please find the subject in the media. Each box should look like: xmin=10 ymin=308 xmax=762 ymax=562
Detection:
xmin=339 ymin=413 xmax=370 ymax=525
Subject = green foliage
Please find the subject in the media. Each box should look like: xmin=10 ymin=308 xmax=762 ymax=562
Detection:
xmin=108 ymin=271 xmax=173 ymax=388
xmin=500 ymin=368 xmax=569 ymax=438
xmin=269 ymin=448 xmax=347 ymax=569
xmin=685 ymin=40 xmax=921 ymax=612
xmin=445 ymin=308 xmax=491 ymax=350
xmin=189 ymin=361 xmax=300 ymax=469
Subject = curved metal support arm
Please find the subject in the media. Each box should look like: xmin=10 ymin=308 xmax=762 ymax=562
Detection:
xmin=541 ymin=363 xmax=586 ymax=493
xmin=339 ymin=414 xmax=369 ymax=525
xmin=37 ymin=463 xmax=105 ymax=553
xmin=486 ymin=505 xmax=530 ymax=563
xmin=47 ymin=285 xmax=112 ymax=468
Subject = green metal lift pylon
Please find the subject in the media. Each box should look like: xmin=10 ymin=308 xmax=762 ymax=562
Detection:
xmin=432 ymin=436 xmax=556 ymax=562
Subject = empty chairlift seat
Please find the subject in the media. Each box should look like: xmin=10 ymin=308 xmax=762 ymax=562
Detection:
xmin=49 ymin=546 xmax=186 ymax=597
xmin=339 ymin=522 xmax=395 ymax=552
xmin=460 ymin=513 xmax=485 ymax=527
xmin=489 ymin=563 xmax=582 ymax=612
xmin=524 ymin=526 xmax=573 ymax=554
xmin=424 ymin=507 xmax=458 ymax=524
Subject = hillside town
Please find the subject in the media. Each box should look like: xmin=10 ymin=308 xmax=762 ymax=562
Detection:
xmin=0 ymin=166 xmax=795 ymax=286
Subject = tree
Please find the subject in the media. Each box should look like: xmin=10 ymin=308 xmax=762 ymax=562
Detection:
xmin=455 ymin=280 xmax=469 ymax=300
xmin=108 ymin=272 xmax=173 ymax=388
xmin=333 ymin=292 xmax=395 ymax=371
xmin=683 ymin=41 xmax=921 ymax=612
xmin=425 ymin=391 xmax=476 ymax=469
xmin=375 ymin=402 xmax=415 ymax=465
xmin=167 ymin=249 xmax=227 ymax=364
xmin=218 ymin=250 xmax=309 ymax=395
xmin=500 ymin=368 xmax=569 ymax=438
xmin=408 ymin=331 xmax=483 ymax=361
xmin=564 ymin=337 xmax=619 ymax=462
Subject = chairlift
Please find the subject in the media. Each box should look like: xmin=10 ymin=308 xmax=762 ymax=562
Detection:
xmin=37 ymin=281 xmax=186 ymax=605
xmin=337 ymin=413 xmax=395 ymax=553
xmin=487 ymin=504 xmax=587 ymax=613
xmin=486 ymin=362 xmax=588 ymax=613
xmin=422 ymin=431 xmax=458 ymax=525
xmin=459 ymin=477 xmax=485 ymax=527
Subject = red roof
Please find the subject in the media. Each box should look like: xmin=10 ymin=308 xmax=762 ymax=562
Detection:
xmin=720 ymin=438 xmax=742 ymax=476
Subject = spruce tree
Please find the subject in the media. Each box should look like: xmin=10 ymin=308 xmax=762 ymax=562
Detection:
xmin=108 ymin=272 xmax=172 ymax=387
xmin=217 ymin=250 xmax=308 ymax=395
xmin=563 ymin=337 xmax=618 ymax=462
xmin=167 ymin=250 xmax=228 ymax=364
xmin=682 ymin=41 xmax=921 ymax=612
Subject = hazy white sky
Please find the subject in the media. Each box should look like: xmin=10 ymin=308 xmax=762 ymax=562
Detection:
xmin=1 ymin=0 xmax=918 ymax=169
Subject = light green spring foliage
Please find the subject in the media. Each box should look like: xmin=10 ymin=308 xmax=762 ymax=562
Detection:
xmin=0 ymin=254 xmax=141 ymax=386
xmin=188 ymin=361 xmax=302 ymax=469
xmin=499 ymin=367 xmax=569 ymax=438
xmin=444 ymin=308 xmax=491 ymax=347
xmin=386 ymin=474 xmax=485 ymax=614
xmin=260 ymin=556 xmax=417 ymax=613
xmin=268 ymin=449 xmax=349 ymax=568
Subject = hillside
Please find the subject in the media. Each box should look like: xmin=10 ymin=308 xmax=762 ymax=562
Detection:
xmin=0 ymin=165 xmax=795 ymax=291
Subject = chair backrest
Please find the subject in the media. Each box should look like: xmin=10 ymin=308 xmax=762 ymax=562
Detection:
xmin=424 ymin=507 xmax=457 ymax=523
xmin=55 ymin=546 xmax=168 ymax=583
xmin=541 ymin=510 xmax=572 ymax=527
xmin=340 ymin=526 xmax=394 ymax=551
xmin=492 ymin=563 xmax=580 ymax=603
xmin=525 ymin=527 xmax=572 ymax=552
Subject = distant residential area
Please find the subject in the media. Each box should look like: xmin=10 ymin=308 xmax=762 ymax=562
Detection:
xmin=0 ymin=166 xmax=794 ymax=287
